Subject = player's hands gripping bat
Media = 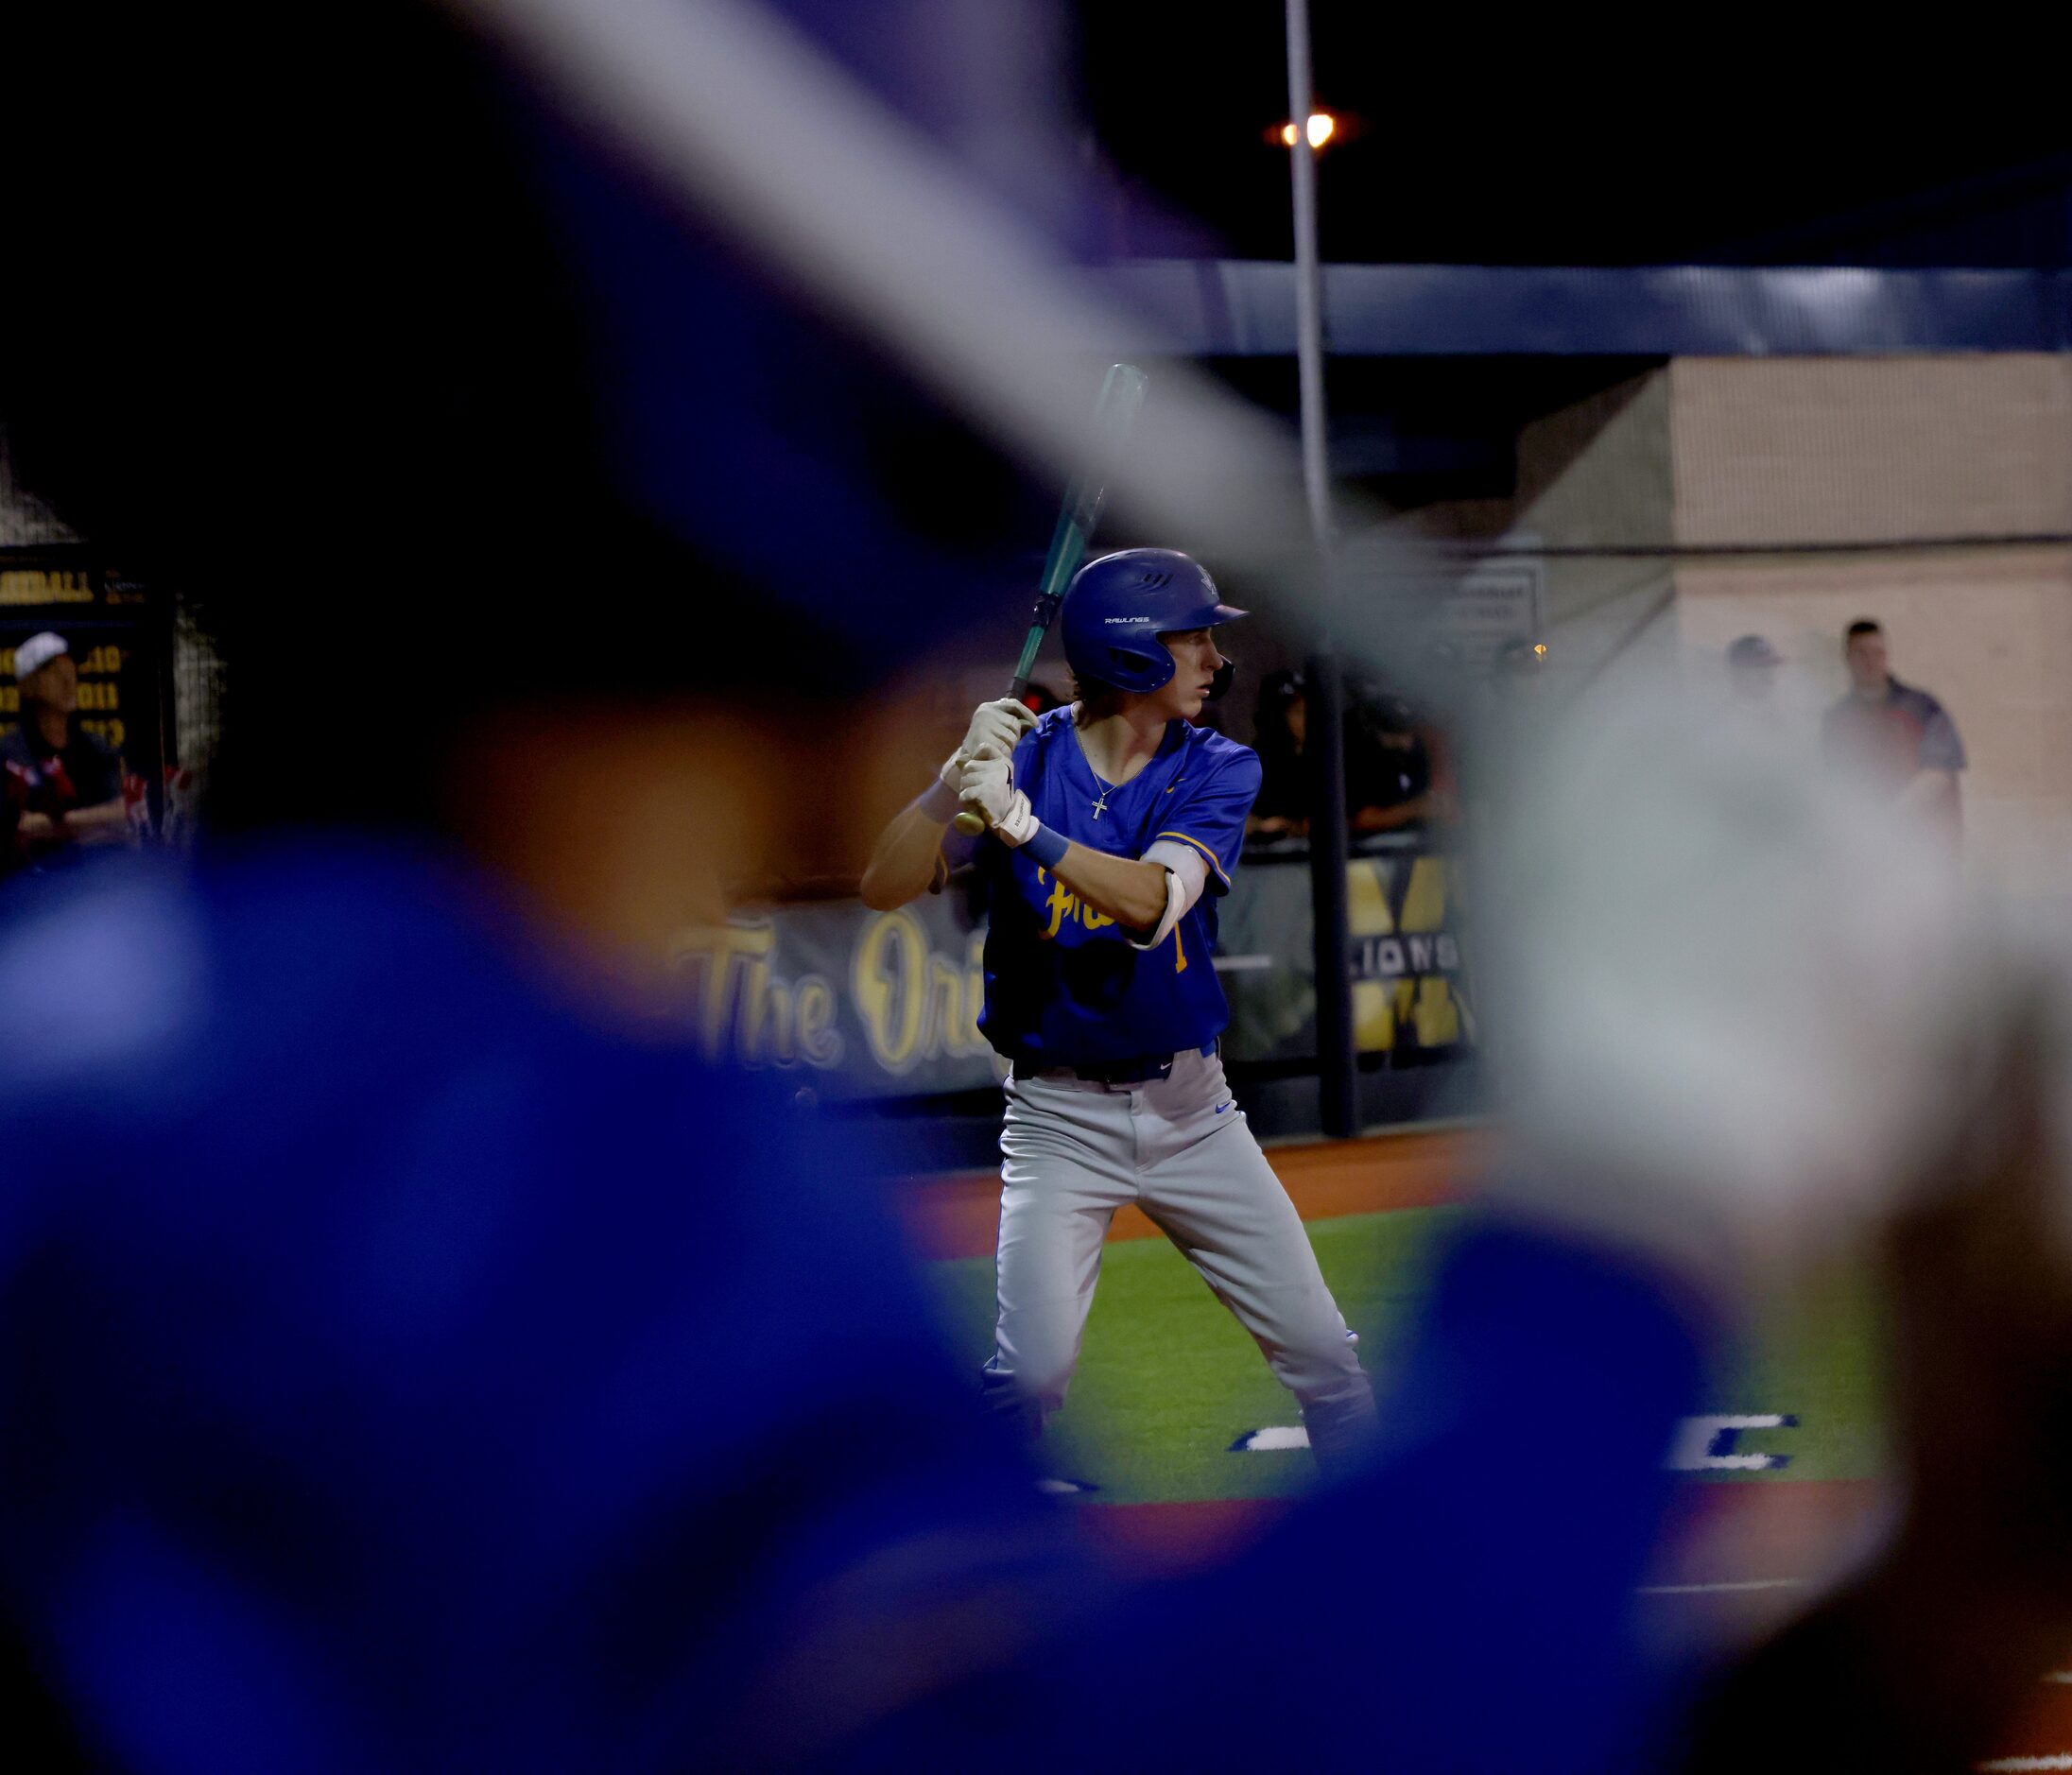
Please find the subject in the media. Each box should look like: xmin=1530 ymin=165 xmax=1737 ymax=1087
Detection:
xmin=957 ymin=747 xmax=1037 ymax=844
xmin=939 ymin=698 xmax=1038 ymax=795
xmin=952 ymin=362 xmax=1149 ymax=836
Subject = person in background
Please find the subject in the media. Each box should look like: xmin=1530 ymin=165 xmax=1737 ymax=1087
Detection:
xmin=1820 ymin=618 xmax=1965 ymax=836
xmin=1348 ymin=686 xmax=1456 ymax=835
xmin=1246 ymin=669 xmax=1445 ymax=840
xmin=1246 ymin=667 xmax=1310 ymax=838
xmin=3 ymin=632 xmax=129 ymax=872
xmin=1726 ymin=633 xmax=1782 ymax=702
xmin=0 ymin=756 xmax=18 ymax=873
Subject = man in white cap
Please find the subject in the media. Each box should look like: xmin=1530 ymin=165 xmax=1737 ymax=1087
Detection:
xmin=4 ymin=631 xmax=130 ymax=870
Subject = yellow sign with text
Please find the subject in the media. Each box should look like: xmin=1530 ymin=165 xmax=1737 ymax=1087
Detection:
xmin=672 ymin=910 xmax=989 ymax=1080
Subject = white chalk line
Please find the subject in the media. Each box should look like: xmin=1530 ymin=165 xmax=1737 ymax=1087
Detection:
xmin=1960 ymin=1677 xmax=2072 ymax=1770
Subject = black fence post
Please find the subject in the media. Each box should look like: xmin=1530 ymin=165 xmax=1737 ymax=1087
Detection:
xmin=1304 ymin=648 xmax=1358 ymax=1139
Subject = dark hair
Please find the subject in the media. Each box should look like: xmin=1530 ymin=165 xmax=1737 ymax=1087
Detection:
xmin=1068 ymin=676 xmax=1128 ymax=719
xmin=1845 ymin=619 xmax=1884 ymax=642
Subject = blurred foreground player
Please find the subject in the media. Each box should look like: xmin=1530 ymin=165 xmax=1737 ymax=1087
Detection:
xmin=0 ymin=5 xmax=2004 ymax=1773
xmin=861 ymin=548 xmax=1377 ymax=1471
xmin=1678 ymin=959 xmax=2072 ymax=1771
xmin=0 ymin=8 xmax=1104 ymax=1768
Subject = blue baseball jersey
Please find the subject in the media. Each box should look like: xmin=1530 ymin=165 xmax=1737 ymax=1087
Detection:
xmin=975 ymin=710 xmax=1261 ymax=1066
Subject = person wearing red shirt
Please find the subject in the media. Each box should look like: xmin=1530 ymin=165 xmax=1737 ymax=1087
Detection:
xmin=1820 ymin=619 xmax=1965 ymax=837
xmin=2 ymin=632 xmax=129 ymax=873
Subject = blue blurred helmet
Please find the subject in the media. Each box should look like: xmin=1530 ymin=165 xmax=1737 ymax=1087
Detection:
xmin=1060 ymin=548 xmax=1247 ymax=694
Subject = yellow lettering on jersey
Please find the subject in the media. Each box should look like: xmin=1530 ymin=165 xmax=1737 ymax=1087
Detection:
xmin=1039 ymin=869 xmax=1076 ymax=939
xmin=1036 ymin=868 xmax=1118 ymax=938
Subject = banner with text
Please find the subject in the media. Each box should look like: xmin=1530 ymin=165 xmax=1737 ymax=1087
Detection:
xmin=672 ymin=841 xmax=1470 ymax=1100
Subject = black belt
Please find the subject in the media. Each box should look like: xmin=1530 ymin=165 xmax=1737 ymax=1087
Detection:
xmin=1022 ymin=1042 xmax=1217 ymax=1086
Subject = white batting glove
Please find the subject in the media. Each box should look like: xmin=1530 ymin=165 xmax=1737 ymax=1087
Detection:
xmin=961 ymin=698 xmax=1037 ymax=762
xmin=939 ymin=700 xmax=1036 ymax=794
xmin=958 ymin=749 xmax=1040 ymax=846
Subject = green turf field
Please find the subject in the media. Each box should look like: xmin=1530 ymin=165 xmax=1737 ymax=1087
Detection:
xmin=924 ymin=1206 xmax=1889 ymax=1505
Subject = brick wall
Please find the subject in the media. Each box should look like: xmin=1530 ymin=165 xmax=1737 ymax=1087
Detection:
xmin=1667 ymin=357 xmax=2072 ymax=903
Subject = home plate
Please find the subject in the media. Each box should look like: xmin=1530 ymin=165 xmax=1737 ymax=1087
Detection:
xmin=1230 ymin=1426 xmax=1310 ymax=1453
xmin=1035 ymin=1476 xmax=1100 ymax=1496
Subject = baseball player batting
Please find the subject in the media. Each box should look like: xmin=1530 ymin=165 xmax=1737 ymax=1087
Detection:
xmin=862 ymin=548 xmax=1377 ymax=1472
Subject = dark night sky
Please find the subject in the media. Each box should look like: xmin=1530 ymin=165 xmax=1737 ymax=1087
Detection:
xmin=1072 ymin=7 xmax=2072 ymax=267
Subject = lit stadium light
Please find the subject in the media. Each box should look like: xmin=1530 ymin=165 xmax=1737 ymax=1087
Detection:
xmin=1277 ymin=112 xmax=1336 ymax=148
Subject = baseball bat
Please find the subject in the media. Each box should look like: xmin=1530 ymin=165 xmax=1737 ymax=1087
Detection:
xmin=952 ymin=362 xmax=1149 ymax=835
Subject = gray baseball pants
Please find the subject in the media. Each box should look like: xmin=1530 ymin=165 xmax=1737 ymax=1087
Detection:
xmin=979 ymin=1046 xmax=1377 ymax=1471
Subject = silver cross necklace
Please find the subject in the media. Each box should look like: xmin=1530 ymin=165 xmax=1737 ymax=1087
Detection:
xmin=1075 ymin=705 xmax=1118 ymax=819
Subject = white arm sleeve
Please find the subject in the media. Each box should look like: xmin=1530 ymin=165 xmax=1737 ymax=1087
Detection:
xmin=1130 ymin=840 xmax=1209 ymax=951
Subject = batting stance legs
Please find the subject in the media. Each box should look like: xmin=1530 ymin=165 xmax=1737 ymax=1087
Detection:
xmin=981 ymin=1048 xmax=1377 ymax=1471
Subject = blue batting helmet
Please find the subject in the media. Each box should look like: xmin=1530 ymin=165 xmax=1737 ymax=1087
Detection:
xmin=1060 ymin=548 xmax=1247 ymax=694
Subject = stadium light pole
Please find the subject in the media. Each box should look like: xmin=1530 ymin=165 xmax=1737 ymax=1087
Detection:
xmin=1285 ymin=0 xmax=1357 ymax=1140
